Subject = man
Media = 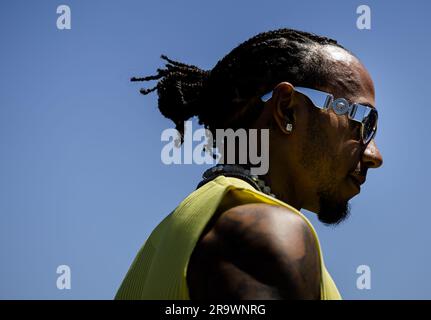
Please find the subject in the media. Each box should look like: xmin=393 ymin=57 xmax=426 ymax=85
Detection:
xmin=116 ymin=28 xmax=383 ymax=300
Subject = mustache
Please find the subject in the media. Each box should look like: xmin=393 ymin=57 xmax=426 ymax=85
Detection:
xmin=351 ymin=165 xmax=368 ymax=177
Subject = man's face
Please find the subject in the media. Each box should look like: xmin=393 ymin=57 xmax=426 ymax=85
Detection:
xmin=299 ymin=46 xmax=383 ymax=225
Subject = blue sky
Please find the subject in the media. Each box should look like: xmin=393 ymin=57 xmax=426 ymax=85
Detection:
xmin=0 ymin=0 xmax=430 ymax=299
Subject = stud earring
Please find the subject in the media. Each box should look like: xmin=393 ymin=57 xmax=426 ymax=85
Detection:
xmin=286 ymin=123 xmax=293 ymax=132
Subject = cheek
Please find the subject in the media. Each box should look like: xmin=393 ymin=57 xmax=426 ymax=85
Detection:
xmin=327 ymin=113 xmax=359 ymax=154
xmin=302 ymin=111 xmax=355 ymax=173
xmin=335 ymin=142 xmax=362 ymax=176
xmin=329 ymin=112 xmax=350 ymax=137
xmin=327 ymin=129 xmax=361 ymax=176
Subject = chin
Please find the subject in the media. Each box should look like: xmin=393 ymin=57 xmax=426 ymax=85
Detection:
xmin=317 ymin=197 xmax=351 ymax=226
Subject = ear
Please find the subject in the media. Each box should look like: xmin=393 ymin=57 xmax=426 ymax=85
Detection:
xmin=271 ymin=82 xmax=296 ymax=134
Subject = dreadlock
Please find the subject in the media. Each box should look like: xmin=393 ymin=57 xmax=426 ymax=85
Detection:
xmin=132 ymin=28 xmax=347 ymax=143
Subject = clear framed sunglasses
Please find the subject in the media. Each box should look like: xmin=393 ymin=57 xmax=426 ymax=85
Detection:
xmin=261 ymin=86 xmax=378 ymax=145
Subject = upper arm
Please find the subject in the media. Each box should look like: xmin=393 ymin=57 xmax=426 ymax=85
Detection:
xmin=187 ymin=203 xmax=321 ymax=300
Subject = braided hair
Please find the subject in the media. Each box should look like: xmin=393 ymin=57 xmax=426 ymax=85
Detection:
xmin=132 ymin=28 xmax=347 ymax=144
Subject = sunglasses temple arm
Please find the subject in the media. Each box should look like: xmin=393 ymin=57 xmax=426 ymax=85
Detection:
xmin=324 ymin=95 xmax=333 ymax=110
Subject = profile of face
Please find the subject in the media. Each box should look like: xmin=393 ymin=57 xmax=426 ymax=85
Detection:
xmin=265 ymin=46 xmax=383 ymax=225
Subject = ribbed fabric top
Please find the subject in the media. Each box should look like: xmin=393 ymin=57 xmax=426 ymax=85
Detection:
xmin=115 ymin=175 xmax=341 ymax=300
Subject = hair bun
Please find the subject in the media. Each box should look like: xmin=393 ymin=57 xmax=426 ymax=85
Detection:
xmin=131 ymin=55 xmax=210 ymax=141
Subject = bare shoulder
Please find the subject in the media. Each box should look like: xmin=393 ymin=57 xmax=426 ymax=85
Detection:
xmin=187 ymin=203 xmax=321 ymax=299
xmin=214 ymin=203 xmax=312 ymax=247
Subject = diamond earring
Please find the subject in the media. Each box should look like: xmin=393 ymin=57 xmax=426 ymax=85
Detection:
xmin=286 ymin=123 xmax=293 ymax=132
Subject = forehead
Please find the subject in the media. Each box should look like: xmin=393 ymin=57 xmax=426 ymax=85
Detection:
xmin=317 ymin=45 xmax=375 ymax=108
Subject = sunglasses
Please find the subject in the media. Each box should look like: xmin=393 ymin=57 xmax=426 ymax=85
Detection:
xmin=261 ymin=86 xmax=378 ymax=145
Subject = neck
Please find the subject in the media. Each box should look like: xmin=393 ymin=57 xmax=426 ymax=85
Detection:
xmin=262 ymin=166 xmax=303 ymax=211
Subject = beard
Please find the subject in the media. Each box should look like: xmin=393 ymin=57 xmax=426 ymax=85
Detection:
xmin=316 ymin=188 xmax=351 ymax=225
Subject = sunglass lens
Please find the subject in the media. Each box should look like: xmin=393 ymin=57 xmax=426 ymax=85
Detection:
xmin=363 ymin=108 xmax=378 ymax=144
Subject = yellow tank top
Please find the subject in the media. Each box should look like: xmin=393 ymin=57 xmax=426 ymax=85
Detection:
xmin=115 ymin=175 xmax=342 ymax=300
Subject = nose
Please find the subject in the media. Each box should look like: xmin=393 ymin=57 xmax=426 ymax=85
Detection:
xmin=362 ymin=139 xmax=383 ymax=169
